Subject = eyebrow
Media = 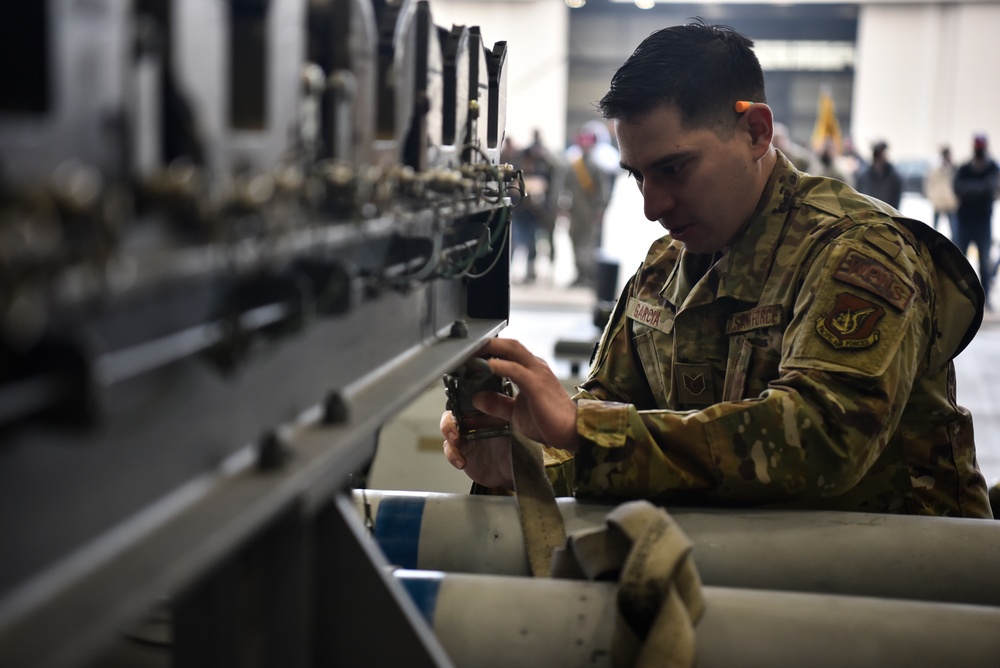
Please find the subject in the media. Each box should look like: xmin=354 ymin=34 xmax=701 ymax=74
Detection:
xmin=620 ymin=150 xmax=696 ymax=174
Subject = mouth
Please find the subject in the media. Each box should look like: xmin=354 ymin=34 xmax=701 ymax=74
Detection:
xmin=664 ymin=223 xmax=691 ymax=241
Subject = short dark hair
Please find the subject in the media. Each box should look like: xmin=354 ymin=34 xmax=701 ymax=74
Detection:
xmin=598 ymin=19 xmax=767 ymax=130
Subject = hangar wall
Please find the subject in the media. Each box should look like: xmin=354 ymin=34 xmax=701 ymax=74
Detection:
xmin=436 ymin=0 xmax=1000 ymax=164
xmin=854 ymin=3 xmax=1000 ymax=162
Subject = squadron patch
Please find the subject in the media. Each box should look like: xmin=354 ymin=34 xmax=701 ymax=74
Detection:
xmin=816 ymin=293 xmax=885 ymax=349
xmin=832 ymin=249 xmax=914 ymax=311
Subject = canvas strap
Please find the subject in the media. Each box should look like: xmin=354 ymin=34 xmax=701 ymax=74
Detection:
xmin=509 ymin=430 xmax=567 ymax=577
xmin=550 ymin=500 xmax=705 ymax=667
xmin=509 ymin=438 xmax=705 ymax=668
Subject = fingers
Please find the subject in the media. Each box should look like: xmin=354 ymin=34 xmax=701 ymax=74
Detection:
xmin=478 ymin=339 xmax=549 ymax=390
xmin=471 ymin=337 xmax=577 ymax=449
xmin=443 ymin=438 xmax=466 ymax=470
xmin=439 ymin=410 xmax=458 ymax=443
xmin=478 ymin=337 xmax=541 ymax=369
xmin=440 ymin=411 xmax=465 ymax=470
xmin=471 ymin=391 xmax=516 ymax=421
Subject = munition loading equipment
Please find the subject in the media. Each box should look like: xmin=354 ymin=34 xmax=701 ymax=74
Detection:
xmin=0 ymin=1 xmax=513 ymax=665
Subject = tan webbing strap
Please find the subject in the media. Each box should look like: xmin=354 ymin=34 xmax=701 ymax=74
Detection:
xmin=506 ymin=436 xmax=706 ymax=664
xmin=551 ymin=500 xmax=705 ymax=668
xmin=509 ymin=430 xmax=567 ymax=577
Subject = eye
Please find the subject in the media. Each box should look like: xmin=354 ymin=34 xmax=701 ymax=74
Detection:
xmin=624 ymin=170 xmax=644 ymax=186
xmin=658 ymin=161 xmax=686 ymax=177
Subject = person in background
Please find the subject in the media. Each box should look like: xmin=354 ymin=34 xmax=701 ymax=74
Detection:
xmin=834 ymin=135 xmax=866 ymax=188
xmin=953 ymin=133 xmax=1000 ymax=306
xmin=560 ymin=121 xmax=619 ymax=288
xmin=441 ymin=20 xmax=991 ymax=518
xmin=508 ymin=130 xmax=561 ymax=284
xmin=855 ymin=140 xmax=902 ymax=209
xmin=924 ymin=146 xmax=958 ymax=236
xmin=813 ymin=140 xmax=847 ymax=182
xmin=772 ymin=122 xmax=812 ymax=172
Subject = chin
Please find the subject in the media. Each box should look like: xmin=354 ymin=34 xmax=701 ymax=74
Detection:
xmin=679 ymin=240 xmax=715 ymax=255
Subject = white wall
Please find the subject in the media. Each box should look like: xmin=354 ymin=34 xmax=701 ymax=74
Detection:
xmin=853 ymin=3 xmax=1000 ymax=163
xmin=430 ymin=0 xmax=569 ymax=154
xmin=428 ymin=1 xmax=1000 ymax=174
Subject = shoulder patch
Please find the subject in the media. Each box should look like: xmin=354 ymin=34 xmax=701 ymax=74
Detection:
xmin=832 ymin=248 xmax=914 ymax=311
xmin=862 ymin=226 xmax=903 ymax=260
xmin=816 ymin=293 xmax=885 ymax=349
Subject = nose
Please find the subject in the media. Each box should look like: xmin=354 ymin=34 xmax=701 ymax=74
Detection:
xmin=641 ymin=180 xmax=675 ymax=222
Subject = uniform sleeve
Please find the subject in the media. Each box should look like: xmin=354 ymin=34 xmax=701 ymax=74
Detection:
xmin=571 ymin=227 xmax=932 ymax=506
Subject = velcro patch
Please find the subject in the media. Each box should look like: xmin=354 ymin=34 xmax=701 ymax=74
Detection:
xmin=815 ymin=293 xmax=885 ymax=349
xmin=726 ymin=304 xmax=784 ymax=334
xmin=832 ymin=248 xmax=914 ymax=311
xmin=626 ymin=297 xmax=673 ymax=334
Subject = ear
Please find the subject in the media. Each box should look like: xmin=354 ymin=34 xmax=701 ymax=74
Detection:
xmin=743 ymin=104 xmax=774 ymax=160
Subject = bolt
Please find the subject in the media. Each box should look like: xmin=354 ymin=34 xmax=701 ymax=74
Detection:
xmin=449 ymin=320 xmax=469 ymax=338
xmin=323 ymin=390 xmax=349 ymax=425
xmin=257 ymin=429 xmax=293 ymax=471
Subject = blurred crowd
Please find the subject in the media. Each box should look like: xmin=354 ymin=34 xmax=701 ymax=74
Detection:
xmin=780 ymin=130 xmax=1000 ymax=306
xmin=501 ymin=122 xmax=620 ymax=288
xmin=504 ymin=121 xmax=999 ymax=303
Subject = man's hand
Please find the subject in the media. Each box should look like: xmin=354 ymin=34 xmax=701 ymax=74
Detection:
xmin=475 ymin=338 xmax=579 ymax=451
xmin=440 ymin=337 xmax=579 ymax=488
xmin=440 ymin=411 xmax=514 ymax=489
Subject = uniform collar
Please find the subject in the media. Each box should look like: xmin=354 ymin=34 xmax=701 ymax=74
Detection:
xmin=660 ymin=151 xmax=800 ymax=308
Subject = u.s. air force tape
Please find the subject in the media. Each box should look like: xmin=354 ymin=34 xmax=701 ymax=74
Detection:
xmin=726 ymin=304 xmax=784 ymax=334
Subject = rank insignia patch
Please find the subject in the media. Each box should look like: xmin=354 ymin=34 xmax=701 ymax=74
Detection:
xmin=674 ymin=363 xmax=715 ymax=405
xmin=683 ymin=373 xmax=706 ymax=395
xmin=816 ymin=293 xmax=885 ymax=349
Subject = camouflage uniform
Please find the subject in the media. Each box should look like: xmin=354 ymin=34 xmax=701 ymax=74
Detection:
xmin=563 ymin=152 xmax=992 ymax=518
